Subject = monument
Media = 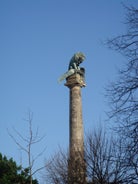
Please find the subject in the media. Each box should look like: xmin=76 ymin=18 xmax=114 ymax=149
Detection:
xmin=59 ymin=52 xmax=86 ymax=184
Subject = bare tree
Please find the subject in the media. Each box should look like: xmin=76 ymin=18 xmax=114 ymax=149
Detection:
xmin=8 ymin=111 xmax=46 ymax=184
xmin=44 ymin=129 xmax=127 ymax=184
xmin=106 ymin=5 xmax=138 ymax=183
xmin=106 ymin=5 xmax=138 ymax=134
xmin=44 ymin=148 xmax=68 ymax=184
xmin=85 ymin=129 xmax=126 ymax=184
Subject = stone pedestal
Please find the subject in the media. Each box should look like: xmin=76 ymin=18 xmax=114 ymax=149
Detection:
xmin=65 ymin=73 xmax=86 ymax=184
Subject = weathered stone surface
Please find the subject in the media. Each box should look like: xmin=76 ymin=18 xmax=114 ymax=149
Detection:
xmin=69 ymin=85 xmax=84 ymax=154
xmin=65 ymin=73 xmax=86 ymax=184
xmin=65 ymin=73 xmax=85 ymax=88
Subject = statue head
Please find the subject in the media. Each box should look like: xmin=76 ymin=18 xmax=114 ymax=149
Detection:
xmin=74 ymin=52 xmax=86 ymax=64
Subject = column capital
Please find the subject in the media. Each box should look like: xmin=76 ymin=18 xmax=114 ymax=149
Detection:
xmin=65 ymin=73 xmax=86 ymax=88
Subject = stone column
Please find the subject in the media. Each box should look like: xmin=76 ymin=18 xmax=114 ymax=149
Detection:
xmin=65 ymin=73 xmax=86 ymax=184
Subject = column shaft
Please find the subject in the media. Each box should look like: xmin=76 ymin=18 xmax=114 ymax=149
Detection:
xmin=65 ymin=73 xmax=86 ymax=184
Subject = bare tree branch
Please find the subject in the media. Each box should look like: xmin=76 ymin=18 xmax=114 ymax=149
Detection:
xmin=8 ymin=110 xmax=46 ymax=184
xmin=106 ymin=5 xmax=138 ymax=183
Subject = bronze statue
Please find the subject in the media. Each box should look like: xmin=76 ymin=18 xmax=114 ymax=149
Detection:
xmin=58 ymin=52 xmax=86 ymax=84
xmin=68 ymin=52 xmax=85 ymax=70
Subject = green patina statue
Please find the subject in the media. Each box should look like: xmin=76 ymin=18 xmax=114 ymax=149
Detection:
xmin=68 ymin=52 xmax=86 ymax=70
xmin=58 ymin=52 xmax=86 ymax=84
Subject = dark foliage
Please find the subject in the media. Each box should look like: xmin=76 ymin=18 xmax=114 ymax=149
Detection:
xmin=0 ymin=153 xmax=38 ymax=184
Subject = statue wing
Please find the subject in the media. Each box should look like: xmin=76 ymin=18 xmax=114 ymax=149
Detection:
xmin=58 ymin=69 xmax=75 ymax=83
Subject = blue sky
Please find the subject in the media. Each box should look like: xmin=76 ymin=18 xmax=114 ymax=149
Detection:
xmin=0 ymin=0 xmax=138 ymax=182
